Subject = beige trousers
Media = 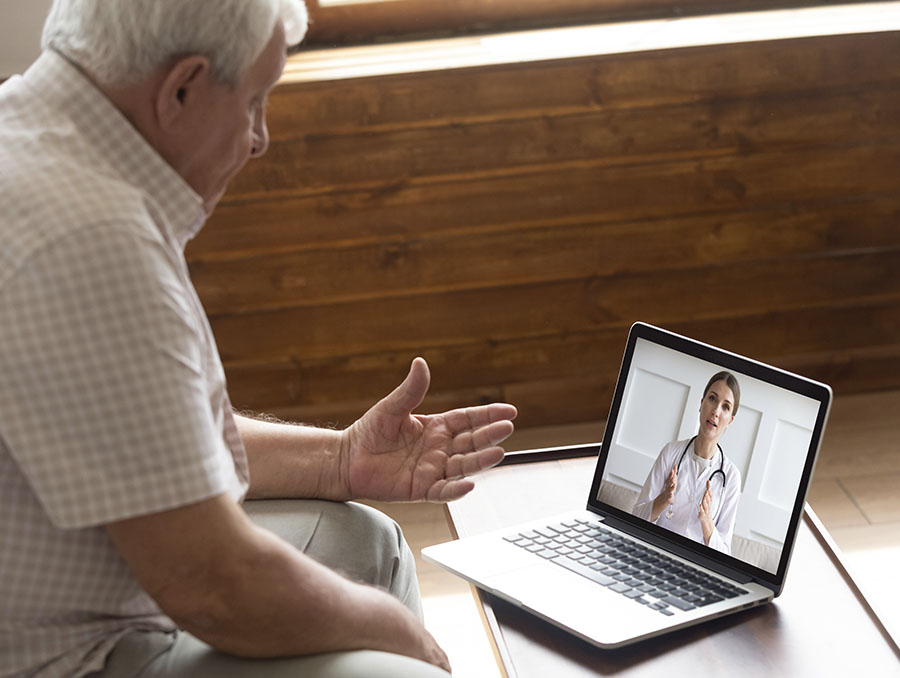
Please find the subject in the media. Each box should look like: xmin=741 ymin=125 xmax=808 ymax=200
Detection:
xmin=93 ymin=499 xmax=449 ymax=678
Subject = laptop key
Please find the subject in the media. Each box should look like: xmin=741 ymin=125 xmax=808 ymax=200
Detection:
xmin=552 ymin=556 xmax=616 ymax=586
xmin=697 ymin=595 xmax=725 ymax=606
xmin=662 ymin=595 xmax=696 ymax=611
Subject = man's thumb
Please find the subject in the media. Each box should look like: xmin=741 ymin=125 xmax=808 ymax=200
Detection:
xmin=382 ymin=357 xmax=431 ymax=416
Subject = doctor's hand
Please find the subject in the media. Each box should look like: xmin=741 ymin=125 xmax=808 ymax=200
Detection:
xmin=662 ymin=464 xmax=678 ymax=505
xmin=340 ymin=358 xmax=517 ymax=503
xmin=650 ymin=465 xmax=678 ymax=521
xmin=698 ymin=480 xmax=715 ymax=544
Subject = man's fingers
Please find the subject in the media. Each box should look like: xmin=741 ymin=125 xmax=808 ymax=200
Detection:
xmin=443 ymin=403 xmax=518 ymax=434
xmin=445 ymin=446 xmax=505 ymax=479
xmin=426 ymin=477 xmax=476 ymax=503
xmin=451 ymin=420 xmax=514 ymax=455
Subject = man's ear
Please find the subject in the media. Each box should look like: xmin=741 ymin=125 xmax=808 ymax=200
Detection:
xmin=155 ymin=55 xmax=212 ymax=131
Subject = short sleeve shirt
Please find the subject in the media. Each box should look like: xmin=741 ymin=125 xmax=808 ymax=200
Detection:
xmin=0 ymin=52 xmax=249 ymax=677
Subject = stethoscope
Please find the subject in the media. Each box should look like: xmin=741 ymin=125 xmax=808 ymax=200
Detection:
xmin=665 ymin=435 xmax=727 ymax=523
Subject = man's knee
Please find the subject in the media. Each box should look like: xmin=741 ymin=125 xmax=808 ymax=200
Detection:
xmin=244 ymin=499 xmax=417 ymax=597
xmin=311 ymin=501 xmax=413 ymax=591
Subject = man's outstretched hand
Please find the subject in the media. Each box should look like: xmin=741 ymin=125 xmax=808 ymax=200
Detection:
xmin=340 ymin=358 xmax=517 ymax=503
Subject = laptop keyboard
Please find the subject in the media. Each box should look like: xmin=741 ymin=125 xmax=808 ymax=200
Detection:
xmin=504 ymin=518 xmax=747 ymax=616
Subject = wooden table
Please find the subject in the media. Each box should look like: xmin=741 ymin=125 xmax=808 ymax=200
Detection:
xmin=445 ymin=448 xmax=900 ymax=677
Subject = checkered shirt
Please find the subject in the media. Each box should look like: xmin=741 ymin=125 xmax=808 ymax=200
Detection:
xmin=0 ymin=51 xmax=249 ymax=677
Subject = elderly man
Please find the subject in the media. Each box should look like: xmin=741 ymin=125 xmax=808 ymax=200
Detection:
xmin=0 ymin=1 xmax=517 ymax=676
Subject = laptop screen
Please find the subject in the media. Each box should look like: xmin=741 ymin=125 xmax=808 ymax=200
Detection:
xmin=589 ymin=323 xmax=831 ymax=588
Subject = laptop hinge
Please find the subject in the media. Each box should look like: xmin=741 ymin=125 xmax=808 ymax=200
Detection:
xmin=600 ymin=513 xmax=756 ymax=585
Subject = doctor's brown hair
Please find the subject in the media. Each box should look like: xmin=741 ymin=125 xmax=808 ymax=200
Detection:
xmin=703 ymin=371 xmax=741 ymax=416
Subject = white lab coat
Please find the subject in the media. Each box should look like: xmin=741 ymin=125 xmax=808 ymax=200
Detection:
xmin=632 ymin=439 xmax=742 ymax=554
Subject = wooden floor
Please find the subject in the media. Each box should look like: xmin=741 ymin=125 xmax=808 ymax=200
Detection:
xmin=367 ymin=388 xmax=900 ymax=677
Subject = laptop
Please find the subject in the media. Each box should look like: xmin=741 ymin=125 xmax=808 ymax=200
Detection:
xmin=423 ymin=322 xmax=832 ymax=648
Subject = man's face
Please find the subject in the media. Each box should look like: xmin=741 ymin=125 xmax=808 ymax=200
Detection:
xmin=182 ymin=22 xmax=287 ymax=214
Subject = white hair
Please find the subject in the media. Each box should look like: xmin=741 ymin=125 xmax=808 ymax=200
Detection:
xmin=41 ymin=0 xmax=307 ymax=86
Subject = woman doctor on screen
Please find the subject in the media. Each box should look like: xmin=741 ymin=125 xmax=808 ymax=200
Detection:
xmin=632 ymin=372 xmax=743 ymax=554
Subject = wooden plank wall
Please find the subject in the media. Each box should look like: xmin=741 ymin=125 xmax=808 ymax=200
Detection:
xmin=187 ymin=31 xmax=900 ymax=430
xmin=302 ymin=0 xmax=872 ymax=46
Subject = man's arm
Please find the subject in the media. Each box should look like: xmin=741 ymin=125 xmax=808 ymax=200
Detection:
xmin=237 ymin=414 xmax=349 ymax=500
xmin=105 ymin=493 xmax=449 ymax=670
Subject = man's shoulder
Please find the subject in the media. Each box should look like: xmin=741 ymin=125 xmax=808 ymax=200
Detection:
xmin=0 ymin=125 xmax=163 ymax=287
xmin=0 ymin=69 xmax=155 ymax=236
xmin=0 ymin=108 xmax=150 ymax=215
xmin=1 ymin=52 xmax=202 ymax=273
